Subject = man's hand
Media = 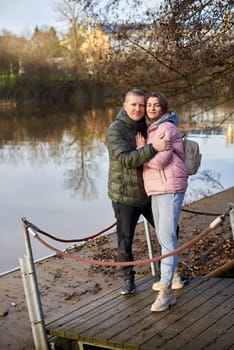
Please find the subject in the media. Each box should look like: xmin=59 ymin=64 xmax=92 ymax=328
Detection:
xmin=152 ymin=132 xmax=172 ymax=152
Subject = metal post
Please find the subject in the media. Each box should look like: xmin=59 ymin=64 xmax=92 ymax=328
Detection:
xmin=19 ymin=222 xmax=49 ymax=350
xmin=229 ymin=204 xmax=234 ymax=240
xmin=143 ymin=218 xmax=158 ymax=277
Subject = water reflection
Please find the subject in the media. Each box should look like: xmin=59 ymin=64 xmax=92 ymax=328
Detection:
xmin=0 ymin=107 xmax=114 ymax=200
xmin=0 ymin=101 xmax=233 ymax=273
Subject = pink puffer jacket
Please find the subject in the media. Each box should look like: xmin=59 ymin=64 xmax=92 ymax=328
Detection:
xmin=143 ymin=121 xmax=188 ymax=195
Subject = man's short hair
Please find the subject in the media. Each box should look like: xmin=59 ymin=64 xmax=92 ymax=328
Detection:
xmin=124 ymin=88 xmax=146 ymax=103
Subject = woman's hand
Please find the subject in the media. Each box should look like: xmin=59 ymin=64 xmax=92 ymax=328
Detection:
xmin=135 ymin=132 xmax=146 ymax=147
xmin=152 ymin=132 xmax=172 ymax=151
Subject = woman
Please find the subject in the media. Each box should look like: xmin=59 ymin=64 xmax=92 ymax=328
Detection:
xmin=136 ymin=92 xmax=188 ymax=312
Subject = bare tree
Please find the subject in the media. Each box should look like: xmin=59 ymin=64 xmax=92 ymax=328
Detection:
xmin=64 ymin=0 xmax=233 ymax=108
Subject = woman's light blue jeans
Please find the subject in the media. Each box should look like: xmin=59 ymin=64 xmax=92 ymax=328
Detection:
xmin=151 ymin=192 xmax=185 ymax=286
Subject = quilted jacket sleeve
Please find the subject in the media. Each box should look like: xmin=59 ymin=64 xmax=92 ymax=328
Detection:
xmin=146 ymin=122 xmax=178 ymax=169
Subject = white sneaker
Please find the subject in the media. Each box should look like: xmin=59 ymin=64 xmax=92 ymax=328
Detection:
xmin=172 ymin=271 xmax=186 ymax=289
xmin=151 ymin=285 xmax=176 ymax=312
xmin=152 ymin=271 xmax=185 ymax=291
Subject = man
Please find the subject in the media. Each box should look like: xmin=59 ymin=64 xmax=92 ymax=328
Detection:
xmin=105 ymin=88 xmax=171 ymax=295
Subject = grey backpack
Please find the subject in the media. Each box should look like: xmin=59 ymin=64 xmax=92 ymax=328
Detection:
xmin=183 ymin=137 xmax=202 ymax=175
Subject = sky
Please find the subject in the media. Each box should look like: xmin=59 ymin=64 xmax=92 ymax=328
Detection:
xmin=0 ymin=0 xmax=64 ymax=36
xmin=0 ymin=0 xmax=163 ymax=37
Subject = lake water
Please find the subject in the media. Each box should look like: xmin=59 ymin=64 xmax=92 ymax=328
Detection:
xmin=0 ymin=102 xmax=233 ymax=274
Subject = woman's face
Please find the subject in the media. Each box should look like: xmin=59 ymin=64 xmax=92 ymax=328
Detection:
xmin=146 ymin=97 xmax=163 ymax=121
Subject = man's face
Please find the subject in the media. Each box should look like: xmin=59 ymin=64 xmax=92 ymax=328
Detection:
xmin=123 ymin=94 xmax=145 ymax=121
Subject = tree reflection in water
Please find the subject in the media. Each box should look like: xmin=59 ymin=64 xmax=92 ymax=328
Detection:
xmin=63 ymin=139 xmax=104 ymax=200
xmin=185 ymin=169 xmax=224 ymax=204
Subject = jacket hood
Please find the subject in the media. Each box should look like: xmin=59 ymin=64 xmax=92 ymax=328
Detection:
xmin=147 ymin=111 xmax=179 ymax=128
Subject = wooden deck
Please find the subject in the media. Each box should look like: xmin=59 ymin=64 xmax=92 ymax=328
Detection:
xmin=46 ymin=276 xmax=234 ymax=350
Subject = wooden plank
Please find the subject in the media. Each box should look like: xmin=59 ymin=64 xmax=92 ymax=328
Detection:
xmin=61 ymin=278 xmax=154 ymax=343
xmin=46 ymin=281 xmax=123 ymax=329
xmin=68 ymin=277 xmax=202 ymax=346
xmin=46 ymin=278 xmax=234 ymax=350
xmin=203 ymin=322 xmax=234 ymax=350
xmin=140 ymin=279 xmax=234 ymax=350
xmin=177 ymin=280 xmax=234 ymax=350
xmin=180 ymin=310 xmax=234 ymax=350
xmin=105 ymin=278 xmax=220 ymax=349
xmin=57 ymin=278 xmax=204 ymax=348
xmin=97 ymin=278 xmax=204 ymax=348
xmin=47 ymin=276 xmax=153 ymax=337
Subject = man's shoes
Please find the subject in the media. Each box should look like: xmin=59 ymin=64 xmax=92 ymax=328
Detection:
xmin=121 ymin=279 xmax=136 ymax=295
xmin=151 ymin=284 xmax=176 ymax=312
xmin=152 ymin=271 xmax=189 ymax=291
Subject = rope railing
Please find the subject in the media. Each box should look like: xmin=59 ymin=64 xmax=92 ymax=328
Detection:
xmin=19 ymin=203 xmax=234 ymax=350
xmin=21 ymin=203 xmax=233 ymax=267
xmin=181 ymin=207 xmax=221 ymax=216
xmin=35 ymin=222 xmax=116 ymax=243
xmin=22 ymin=207 xmax=224 ymax=245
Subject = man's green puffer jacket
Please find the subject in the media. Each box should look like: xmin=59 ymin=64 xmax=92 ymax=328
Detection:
xmin=106 ymin=108 xmax=156 ymax=207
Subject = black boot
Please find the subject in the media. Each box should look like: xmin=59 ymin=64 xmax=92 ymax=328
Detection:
xmin=121 ymin=270 xmax=136 ymax=295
